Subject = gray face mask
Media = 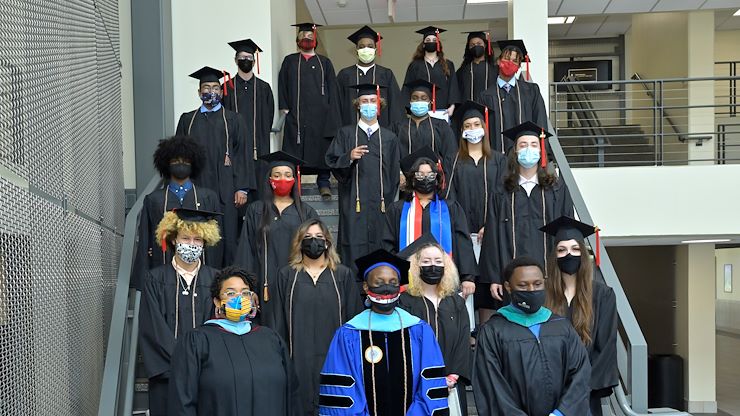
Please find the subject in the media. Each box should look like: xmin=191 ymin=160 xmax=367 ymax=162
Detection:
xmin=176 ymin=242 xmax=203 ymax=263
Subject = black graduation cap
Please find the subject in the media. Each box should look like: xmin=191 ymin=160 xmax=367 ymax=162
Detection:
xmin=258 ymin=150 xmax=304 ymax=169
xmin=292 ymin=22 xmax=322 ymax=32
xmin=347 ymin=25 xmax=382 ymax=44
xmin=346 ymin=83 xmax=386 ymax=98
xmin=188 ymin=66 xmax=226 ymax=84
xmin=497 ymin=39 xmax=528 ymax=59
xmin=540 ymin=216 xmax=602 ymax=266
xmin=173 ymin=208 xmax=222 ymax=222
xmin=452 ymin=100 xmax=491 ymax=132
xmin=397 ymin=233 xmax=440 ymax=260
xmin=502 ymin=121 xmax=551 ymax=168
xmin=355 ymin=249 xmax=410 ymax=284
xmin=416 ymin=26 xmax=446 ymax=38
xmin=400 ymin=146 xmax=438 ymax=174
xmin=228 ymin=38 xmax=262 ymax=54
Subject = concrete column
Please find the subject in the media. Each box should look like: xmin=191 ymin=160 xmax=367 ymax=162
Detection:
xmin=675 ymin=243 xmax=717 ymax=413
xmin=508 ymin=0 xmax=549 ymax=113
xmin=687 ymin=11 xmax=715 ymax=164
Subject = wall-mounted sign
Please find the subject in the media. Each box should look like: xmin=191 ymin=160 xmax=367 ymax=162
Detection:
xmin=554 ymin=60 xmax=613 ymax=91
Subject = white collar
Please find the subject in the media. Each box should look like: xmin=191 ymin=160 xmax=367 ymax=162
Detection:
xmin=519 ymin=173 xmax=538 ymax=184
xmin=356 ymin=63 xmax=375 ymax=75
xmin=358 ymin=119 xmax=380 ymax=136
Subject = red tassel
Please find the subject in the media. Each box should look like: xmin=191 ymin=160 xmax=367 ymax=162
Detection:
xmin=161 ymin=238 xmax=167 ymax=254
xmin=432 ymin=85 xmax=437 ymax=112
xmin=377 ymin=32 xmax=382 ymax=56
xmin=297 ymin=165 xmax=302 ymax=196
xmin=486 ymin=32 xmax=492 ymax=56
xmin=525 ymin=54 xmax=531 ymax=81
xmin=437 ymin=159 xmax=446 ymax=191
xmin=595 ymin=227 xmax=601 ymax=266
xmin=222 ymin=70 xmax=228 ymax=96
xmin=484 ymin=107 xmax=489 ymax=133
xmin=228 ymin=72 xmax=234 ymax=90
xmin=312 ymin=24 xmax=317 ymax=49
xmin=376 ymin=85 xmax=381 ymax=115
xmin=539 ymin=128 xmax=547 ymax=168
xmin=256 ymin=50 xmax=260 ymax=75
xmin=435 ymin=29 xmax=440 ymax=52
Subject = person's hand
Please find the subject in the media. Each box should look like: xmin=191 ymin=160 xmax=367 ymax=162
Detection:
xmin=350 ymin=145 xmax=369 ymax=160
xmin=234 ymin=191 xmax=247 ymax=207
xmin=490 ymin=283 xmax=504 ymax=301
xmin=445 ymin=374 xmax=459 ymax=390
xmin=399 ymin=173 xmax=406 ymax=188
xmin=461 ymin=281 xmax=475 ymax=298
xmin=477 ymin=227 xmax=485 ymax=243
xmin=447 ymin=104 xmax=455 ymax=117
xmin=281 ymin=109 xmax=289 ymax=114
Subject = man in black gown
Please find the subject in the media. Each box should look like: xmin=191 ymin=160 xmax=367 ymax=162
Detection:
xmin=223 ymin=38 xmax=275 ymax=202
xmin=279 ymin=22 xmax=341 ymax=200
xmin=175 ymin=66 xmax=254 ymax=264
xmin=473 ymin=256 xmax=591 ymax=416
xmin=336 ymin=25 xmax=404 ymax=129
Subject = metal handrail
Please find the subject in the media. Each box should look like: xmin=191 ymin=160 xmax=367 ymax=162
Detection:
xmin=98 ymin=174 xmax=161 ymax=416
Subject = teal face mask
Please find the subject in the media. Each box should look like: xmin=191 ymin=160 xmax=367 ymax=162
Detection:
xmin=409 ymin=101 xmax=430 ymax=117
xmin=517 ymin=147 xmax=540 ymax=168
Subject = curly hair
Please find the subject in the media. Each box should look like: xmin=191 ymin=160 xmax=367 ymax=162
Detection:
xmin=155 ymin=211 xmax=221 ymax=251
xmin=153 ymin=135 xmax=206 ymax=180
xmin=406 ymin=243 xmax=459 ymax=298
xmin=210 ymin=266 xmax=258 ymax=300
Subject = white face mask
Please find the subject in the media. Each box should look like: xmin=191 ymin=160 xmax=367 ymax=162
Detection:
xmin=462 ymin=128 xmax=485 ymax=144
xmin=357 ymin=47 xmax=376 ymax=64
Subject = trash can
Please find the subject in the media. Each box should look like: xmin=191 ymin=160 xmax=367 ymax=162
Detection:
xmin=648 ymin=354 xmax=684 ymax=410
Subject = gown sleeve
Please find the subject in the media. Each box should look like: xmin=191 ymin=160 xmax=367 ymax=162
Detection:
xmin=324 ymin=129 xmax=355 ymax=184
xmin=234 ymin=204 xmax=259 ymax=271
xmin=447 ymin=296 xmax=472 ymax=383
xmin=445 ymin=60 xmax=462 ymax=107
xmin=318 ymin=327 xmax=367 ymax=415
xmin=381 ymin=202 xmax=401 ymax=254
xmin=133 ymin=194 xmax=153 ymax=291
xmin=272 ymin=266 xmax=291 ymax=342
xmin=386 ymin=70 xmax=405 ymax=127
xmin=449 ymin=201 xmax=477 ymax=282
xmin=265 ymin=82 xmax=276 ymax=135
xmin=591 ymin=285 xmax=619 ymax=393
xmin=323 ymin=58 xmax=342 ymax=138
xmin=478 ymin=193 xmax=503 ymax=285
xmin=175 ymin=113 xmax=187 ymax=136
xmin=407 ymin=323 xmax=449 ymax=415
xmin=167 ymin=329 xmax=204 ymax=416
xmin=555 ymin=327 xmax=593 ymax=415
xmin=471 ymin=323 xmax=528 ymax=416
xmin=340 ymin=267 xmax=364 ymax=321
xmin=231 ymin=114 xmax=255 ymax=192
xmin=139 ymin=271 xmax=176 ymax=379
xmin=278 ymin=57 xmax=290 ymax=111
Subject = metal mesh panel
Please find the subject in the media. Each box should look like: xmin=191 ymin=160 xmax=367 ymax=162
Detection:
xmin=0 ymin=0 xmax=123 ymax=414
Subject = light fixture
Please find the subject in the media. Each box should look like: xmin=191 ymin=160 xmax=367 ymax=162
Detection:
xmin=734 ymin=8 xmax=740 ymax=16
xmin=548 ymin=16 xmax=576 ymax=24
xmin=680 ymin=238 xmax=731 ymax=244
xmin=467 ymin=0 xmax=508 ymax=4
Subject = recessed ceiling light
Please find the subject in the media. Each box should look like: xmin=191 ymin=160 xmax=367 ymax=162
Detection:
xmin=734 ymin=8 xmax=740 ymax=16
xmin=680 ymin=238 xmax=731 ymax=244
xmin=467 ymin=0 xmax=508 ymax=4
xmin=566 ymin=16 xmax=576 ymax=24
xmin=548 ymin=16 xmax=576 ymax=24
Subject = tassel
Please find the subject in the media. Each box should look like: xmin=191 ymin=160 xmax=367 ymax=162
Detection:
xmin=376 ymin=85 xmax=381 ymax=115
xmin=256 ymin=50 xmax=261 ymax=75
xmin=484 ymin=107 xmax=489 ymax=133
xmin=437 ymin=160 xmax=446 ymax=191
xmin=381 ymin=198 xmax=386 ymax=213
xmin=263 ymin=284 xmax=270 ymax=302
xmin=525 ymin=54 xmax=531 ymax=81
xmin=253 ymin=147 xmax=257 ymax=161
xmin=539 ymin=129 xmax=547 ymax=168
xmin=161 ymin=238 xmax=167 ymax=254
xmin=297 ymin=165 xmax=302 ymax=196
xmin=312 ymin=24 xmax=317 ymax=49
xmin=595 ymin=227 xmax=601 ymax=267
xmin=356 ymin=199 xmax=361 ymax=213
xmin=224 ymin=153 xmax=232 ymax=167
xmin=228 ymin=72 xmax=234 ymax=90
xmin=486 ymin=32 xmax=492 ymax=56
xmin=377 ymin=32 xmax=382 ymax=56
xmin=435 ymin=29 xmax=440 ymax=53
xmin=432 ymin=85 xmax=437 ymax=112
xmin=222 ymin=70 xmax=228 ymax=96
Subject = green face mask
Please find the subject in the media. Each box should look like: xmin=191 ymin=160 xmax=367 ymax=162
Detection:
xmin=357 ymin=47 xmax=376 ymax=64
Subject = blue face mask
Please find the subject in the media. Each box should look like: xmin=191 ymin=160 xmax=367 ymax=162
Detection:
xmin=517 ymin=147 xmax=540 ymax=168
xmin=359 ymin=103 xmax=378 ymax=120
xmin=200 ymin=92 xmax=221 ymax=106
xmin=409 ymin=101 xmax=430 ymax=117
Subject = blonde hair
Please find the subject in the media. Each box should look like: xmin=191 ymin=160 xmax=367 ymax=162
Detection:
xmin=155 ymin=211 xmax=221 ymax=249
xmin=287 ymin=218 xmax=341 ymax=271
xmin=407 ymin=243 xmax=459 ymax=297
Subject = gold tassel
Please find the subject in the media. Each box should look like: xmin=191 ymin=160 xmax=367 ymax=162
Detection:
xmin=253 ymin=148 xmax=257 ymax=161
xmin=380 ymin=199 xmax=385 ymax=213
xmin=263 ymin=284 xmax=270 ymax=302
xmin=356 ymin=199 xmax=361 ymax=213
xmin=224 ymin=153 xmax=232 ymax=166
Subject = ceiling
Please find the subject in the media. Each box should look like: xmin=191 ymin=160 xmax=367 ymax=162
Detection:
xmin=303 ymin=0 xmax=740 ymax=39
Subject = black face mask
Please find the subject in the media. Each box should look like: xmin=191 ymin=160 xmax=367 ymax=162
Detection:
xmin=557 ymin=253 xmax=582 ymax=275
xmin=419 ymin=265 xmax=444 ymax=285
xmin=423 ymin=42 xmax=438 ymax=53
xmin=470 ymin=45 xmax=485 ymax=58
xmin=367 ymin=283 xmax=401 ymax=313
xmin=510 ymin=289 xmax=545 ymax=314
xmin=301 ymin=237 xmax=327 ymax=260
xmin=169 ymin=163 xmax=191 ymax=180
xmin=412 ymin=177 xmax=436 ymax=194
xmin=237 ymin=59 xmax=254 ymax=73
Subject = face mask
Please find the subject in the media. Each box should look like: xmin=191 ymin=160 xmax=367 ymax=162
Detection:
xmin=169 ymin=163 xmax=191 ymax=180
xmin=470 ymin=45 xmax=485 ymax=58
xmin=423 ymin=42 xmax=438 ymax=53
xmin=269 ymin=178 xmax=295 ymax=197
xmin=413 ymin=177 xmax=436 ymax=194
xmin=357 ymin=47 xmax=376 ymax=64
xmin=462 ymin=128 xmax=485 ymax=144
xmin=237 ymin=58 xmax=254 ymax=73
xmin=359 ymin=103 xmax=378 ymax=120
xmin=510 ymin=289 xmax=545 ymax=314
xmin=367 ymin=284 xmax=401 ymax=313
xmin=176 ymin=242 xmax=203 ymax=264
xmin=409 ymin=101 xmax=430 ymax=117
xmin=498 ymin=59 xmax=520 ymax=78
xmin=298 ymin=38 xmax=315 ymax=50
xmin=557 ymin=253 xmax=582 ymax=275
xmin=220 ymin=294 xmax=257 ymax=322
xmin=517 ymin=147 xmax=540 ymax=169
xmin=200 ymin=92 xmax=221 ymax=106
xmin=301 ymin=237 xmax=327 ymax=260
xmin=419 ymin=265 xmax=444 ymax=285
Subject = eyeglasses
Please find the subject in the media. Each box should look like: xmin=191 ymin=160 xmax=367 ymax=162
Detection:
xmin=201 ymin=87 xmax=222 ymax=93
xmin=222 ymin=289 xmax=255 ymax=299
xmin=237 ymin=56 xmax=255 ymax=62
xmin=414 ymin=172 xmax=437 ymax=181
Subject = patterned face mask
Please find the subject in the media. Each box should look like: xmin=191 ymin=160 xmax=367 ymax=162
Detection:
xmin=220 ymin=293 xmax=258 ymax=322
xmin=175 ymin=242 xmax=203 ymax=264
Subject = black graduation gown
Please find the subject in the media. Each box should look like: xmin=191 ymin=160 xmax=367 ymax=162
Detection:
xmin=444 ymin=153 xmax=507 ymax=233
xmin=273 ymin=265 xmax=364 ymax=416
xmin=478 ymin=181 xmax=574 ymax=287
xmin=278 ymin=53 xmax=340 ymax=172
xmin=382 ymin=197 xmax=477 ymax=282
xmin=456 ymin=60 xmax=498 ymax=103
xmin=175 ymin=107 xmax=254 ymax=264
xmin=132 ymin=185 xmax=222 ymax=291
xmin=478 ymin=79 xmax=548 ymax=154
xmin=223 ymin=74 xmax=275 ymax=202
xmin=325 ymin=125 xmax=400 ymax=273
xmin=336 ymin=64 xmax=404 ymax=129
xmin=391 ymin=114 xmax=458 ymax=166
xmin=402 ymin=59 xmax=462 ymax=110
xmin=472 ymin=313 xmax=592 ymax=416
xmin=138 ymin=264 xmax=217 ymax=415
xmin=234 ymin=200 xmax=318 ymax=327
xmin=168 ymin=324 xmax=300 ymax=416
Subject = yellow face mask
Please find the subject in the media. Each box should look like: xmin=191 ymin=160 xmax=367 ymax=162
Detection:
xmin=220 ymin=292 xmax=258 ymax=322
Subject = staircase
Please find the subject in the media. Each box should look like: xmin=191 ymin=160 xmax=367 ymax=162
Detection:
xmin=557 ymin=124 xmax=655 ymax=167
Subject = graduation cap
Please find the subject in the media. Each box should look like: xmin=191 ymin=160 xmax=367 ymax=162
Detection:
xmin=397 ymin=233 xmax=440 ymax=260
xmin=347 ymin=25 xmax=383 ymax=56
xmin=540 ymin=216 xmax=602 ymax=266
xmin=156 ymin=208 xmax=223 ymax=253
xmin=292 ymin=22 xmax=322 ymax=48
xmin=463 ymin=30 xmax=493 ymax=56
xmin=452 ymin=100 xmax=491 ymax=134
xmin=228 ymin=38 xmax=263 ymax=74
xmin=173 ymin=208 xmax=222 ymax=222
xmin=502 ymin=121 xmax=551 ymax=168
xmin=497 ymin=39 xmax=531 ymax=80
xmin=346 ymin=83 xmax=386 ymax=116
xmin=416 ymin=26 xmax=446 ymax=52
xmin=403 ymin=79 xmax=439 ymax=112
xmin=189 ymin=66 xmax=233 ymax=96
xmin=258 ymin=150 xmax=305 ymax=194
xmin=400 ymin=145 xmax=439 ymax=174
xmin=355 ymin=249 xmax=410 ymax=284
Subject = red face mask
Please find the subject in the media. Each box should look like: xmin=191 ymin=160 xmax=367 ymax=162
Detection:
xmin=270 ymin=178 xmax=295 ymax=196
xmin=498 ymin=59 xmax=519 ymax=78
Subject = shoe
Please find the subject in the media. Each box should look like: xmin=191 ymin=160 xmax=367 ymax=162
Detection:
xmin=319 ymin=187 xmax=332 ymax=200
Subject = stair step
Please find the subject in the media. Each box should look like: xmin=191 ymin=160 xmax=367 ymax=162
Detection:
xmin=315 ymin=208 xmax=339 ymax=217
xmin=301 ymin=194 xmax=338 ymax=202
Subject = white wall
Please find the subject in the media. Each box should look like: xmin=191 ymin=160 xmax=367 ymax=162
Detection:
xmin=119 ymin=0 xmax=135 ymax=188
